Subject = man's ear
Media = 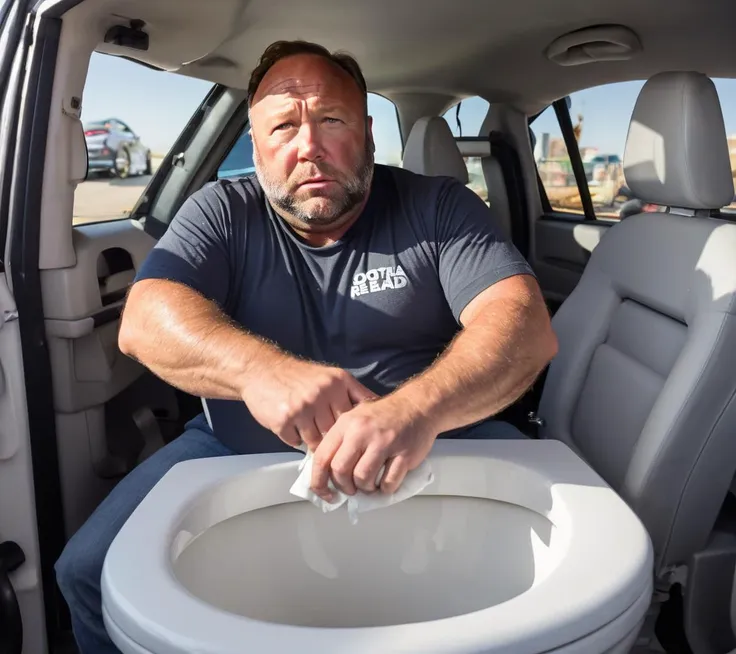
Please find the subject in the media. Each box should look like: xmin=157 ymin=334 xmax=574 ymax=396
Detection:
xmin=366 ymin=115 xmax=375 ymax=153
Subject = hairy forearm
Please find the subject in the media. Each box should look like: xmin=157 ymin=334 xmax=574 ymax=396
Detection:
xmin=391 ymin=293 xmax=557 ymax=435
xmin=118 ymin=279 xmax=283 ymax=400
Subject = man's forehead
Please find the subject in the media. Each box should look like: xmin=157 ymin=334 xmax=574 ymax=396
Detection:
xmin=260 ymin=77 xmax=331 ymax=100
xmin=252 ymin=54 xmax=357 ymax=105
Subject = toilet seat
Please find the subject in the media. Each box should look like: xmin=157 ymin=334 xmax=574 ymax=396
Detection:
xmin=101 ymin=439 xmax=654 ymax=654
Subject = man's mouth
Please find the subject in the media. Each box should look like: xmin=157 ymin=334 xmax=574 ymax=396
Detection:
xmin=298 ymin=177 xmax=335 ymax=189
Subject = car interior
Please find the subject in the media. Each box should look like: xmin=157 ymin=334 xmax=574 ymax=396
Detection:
xmin=3 ymin=0 xmax=736 ymax=652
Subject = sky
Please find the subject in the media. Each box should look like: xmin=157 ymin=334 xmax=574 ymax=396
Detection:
xmin=83 ymin=52 xmax=736 ymax=162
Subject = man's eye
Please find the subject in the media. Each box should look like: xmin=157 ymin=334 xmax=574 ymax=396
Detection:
xmin=274 ymin=122 xmax=293 ymax=131
xmin=324 ymin=117 xmax=342 ymax=124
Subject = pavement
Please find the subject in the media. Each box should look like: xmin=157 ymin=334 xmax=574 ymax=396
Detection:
xmin=73 ymin=157 xmax=163 ymax=225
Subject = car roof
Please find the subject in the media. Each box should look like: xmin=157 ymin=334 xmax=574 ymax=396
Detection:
xmin=55 ymin=0 xmax=736 ymax=115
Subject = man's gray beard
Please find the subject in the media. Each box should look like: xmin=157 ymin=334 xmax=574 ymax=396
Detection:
xmin=254 ymin=144 xmax=374 ymax=226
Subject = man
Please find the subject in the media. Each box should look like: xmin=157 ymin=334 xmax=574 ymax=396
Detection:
xmin=55 ymin=39 xmax=557 ymax=652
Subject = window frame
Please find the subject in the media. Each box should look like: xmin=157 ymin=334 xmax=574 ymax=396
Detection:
xmin=129 ymin=82 xmax=230 ymax=231
xmin=531 ymin=99 xmax=598 ymax=222
xmin=2 ymin=6 xmax=70 ymax=645
xmin=551 ymin=98 xmax=596 ymax=221
xmin=0 ymin=0 xmax=36 ymax=269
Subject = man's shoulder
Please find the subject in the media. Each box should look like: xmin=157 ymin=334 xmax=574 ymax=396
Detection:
xmin=375 ymin=164 xmax=470 ymax=214
xmin=374 ymin=163 xmax=476 ymax=225
xmin=190 ymin=173 xmax=266 ymax=208
xmin=376 ymin=163 xmax=457 ymax=193
xmin=170 ymin=175 xmax=268 ymax=240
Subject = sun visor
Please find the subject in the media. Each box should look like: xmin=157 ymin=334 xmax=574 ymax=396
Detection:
xmin=94 ymin=0 xmax=245 ymax=71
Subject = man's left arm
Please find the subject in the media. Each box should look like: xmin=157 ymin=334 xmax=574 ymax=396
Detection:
xmin=310 ymin=180 xmax=557 ymax=499
xmin=390 ymin=271 xmax=557 ymax=436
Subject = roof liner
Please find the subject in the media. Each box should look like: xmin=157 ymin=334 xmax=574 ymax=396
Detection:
xmin=58 ymin=0 xmax=736 ymax=113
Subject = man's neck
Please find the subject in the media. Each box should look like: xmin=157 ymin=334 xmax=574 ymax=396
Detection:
xmin=275 ymin=195 xmax=370 ymax=247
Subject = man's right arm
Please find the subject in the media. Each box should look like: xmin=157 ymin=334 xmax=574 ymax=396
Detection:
xmin=119 ymin=277 xmax=375 ymax=450
xmin=118 ymin=278 xmax=280 ymax=402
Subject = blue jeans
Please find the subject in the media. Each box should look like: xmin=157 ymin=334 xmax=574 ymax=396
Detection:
xmin=54 ymin=416 xmax=525 ymax=653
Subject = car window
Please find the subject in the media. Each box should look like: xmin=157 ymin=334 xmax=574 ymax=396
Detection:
xmin=533 ymin=79 xmax=736 ymax=220
xmin=216 ymin=92 xmax=404 ymax=179
xmin=217 ymin=130 xmax=255 ymax=179
xmin=442 ymin=97 xmax=490 ymax=137
xmin=369 ymin=93 xmax=403 ymax=166
xmin=464 ymin=156 xmax=488 ymax=204
xmin=442 ymin=97 xmax=491 ymax=203
xmin=73 ymin=53 xmax=213 ymax=225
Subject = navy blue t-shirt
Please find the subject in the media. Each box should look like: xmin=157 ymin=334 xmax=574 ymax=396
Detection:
xmin=134 ymin=164 xmax=534 ymax=454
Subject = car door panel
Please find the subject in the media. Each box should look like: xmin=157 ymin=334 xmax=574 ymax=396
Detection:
xmin=0 ymin=275 xmax=48 ymax=654
xmin=0 ymin=3 xmax=56 ymax=652
xmin=532 ymin=217 xmax=611 ymax=304
xmin=42 ymin=220 xmax=154 ymax=411
xmin=41 ymin=217 xmax=183 ymax=536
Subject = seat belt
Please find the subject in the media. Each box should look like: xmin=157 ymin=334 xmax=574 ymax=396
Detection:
xmin=488 ymin=131 xmax=531 ymax=259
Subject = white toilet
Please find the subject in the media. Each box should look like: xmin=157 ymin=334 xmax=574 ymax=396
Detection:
xmin=101 ymin=438 xmax=654 ymax=654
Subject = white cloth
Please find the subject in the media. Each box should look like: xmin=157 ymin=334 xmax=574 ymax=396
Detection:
xmin=289 ymin=445 xmax=435 ymax=524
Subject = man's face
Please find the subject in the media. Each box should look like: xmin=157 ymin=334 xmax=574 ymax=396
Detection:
xmin=248 ymin=54 xmax=374 ymax=228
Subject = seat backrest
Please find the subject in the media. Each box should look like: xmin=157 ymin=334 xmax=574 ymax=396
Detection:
xmin=402 ymin=115 xmax=469 ymax=182
xmin=538 ymin=71 xmax=736 ymax=574
xmin=402 ymin=116 xmax=515 ymax=239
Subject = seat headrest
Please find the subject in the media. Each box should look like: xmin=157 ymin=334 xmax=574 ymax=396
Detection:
xmin=623 ymin=72 xmax=734 ymax=209
xmin=402 ymin=116 xmax=469 ymax=183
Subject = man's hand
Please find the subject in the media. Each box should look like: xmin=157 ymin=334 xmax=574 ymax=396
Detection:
xmin=309 ymin=395 xmax=436 ymax=500
xmin=241 ymin=355 xmax=377 ymax=451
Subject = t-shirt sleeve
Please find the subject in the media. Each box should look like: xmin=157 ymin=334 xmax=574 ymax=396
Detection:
xmin=433 ymin=177 xmax=535 ymax=321
xmin=134 ymin=184 xmax=234 ymax=310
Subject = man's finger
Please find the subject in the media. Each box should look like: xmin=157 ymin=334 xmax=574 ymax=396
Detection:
xmin=311 ymin=429 xmax=343 ymax=501
xmin=295 ymin=418 xmax=321 ymax=452
xmin=352 ymin=445 xmax=386 ymax=494
xmin=379 ymin=456 xmax=409 ymax=494
xmin=314 ymin=403 xmax=336 ymax=438
xmin=329 ymin=391 xmax=353 ymax=422
xmin=329 ymin=439 xmax=365 ymax=495
xmin=279 ymin=424 xmax=302 ymax=448
xmin=346 ymin=378 xmax=377 ymax=406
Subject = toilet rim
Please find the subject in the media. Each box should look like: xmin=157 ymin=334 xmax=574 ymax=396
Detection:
xmin=103 ymin=583 xmax=654 ymax=654
xmin=102 ymin=439 xmax=654 ymax=654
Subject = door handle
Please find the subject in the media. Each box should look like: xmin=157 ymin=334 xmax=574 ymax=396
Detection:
xmin=0 ymin=541 xmax=24 ymax=654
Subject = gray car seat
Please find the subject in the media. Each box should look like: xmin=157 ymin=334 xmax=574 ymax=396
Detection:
xmin=402 ymin=115 xmax=470 ymax=182
xmin=538 ymin=71 xmax=736 ymax=584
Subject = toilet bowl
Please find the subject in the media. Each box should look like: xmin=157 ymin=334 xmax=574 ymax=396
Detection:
xmin=101 ymin=438 xmax=654 ymax=654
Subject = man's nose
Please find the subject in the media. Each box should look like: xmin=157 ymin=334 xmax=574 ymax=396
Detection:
xmin=296 ymin=121 xmax=323 ymax=161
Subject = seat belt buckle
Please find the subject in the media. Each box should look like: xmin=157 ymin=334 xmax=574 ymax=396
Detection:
xmin=527 ymin=411 xmax=545 ymax=438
